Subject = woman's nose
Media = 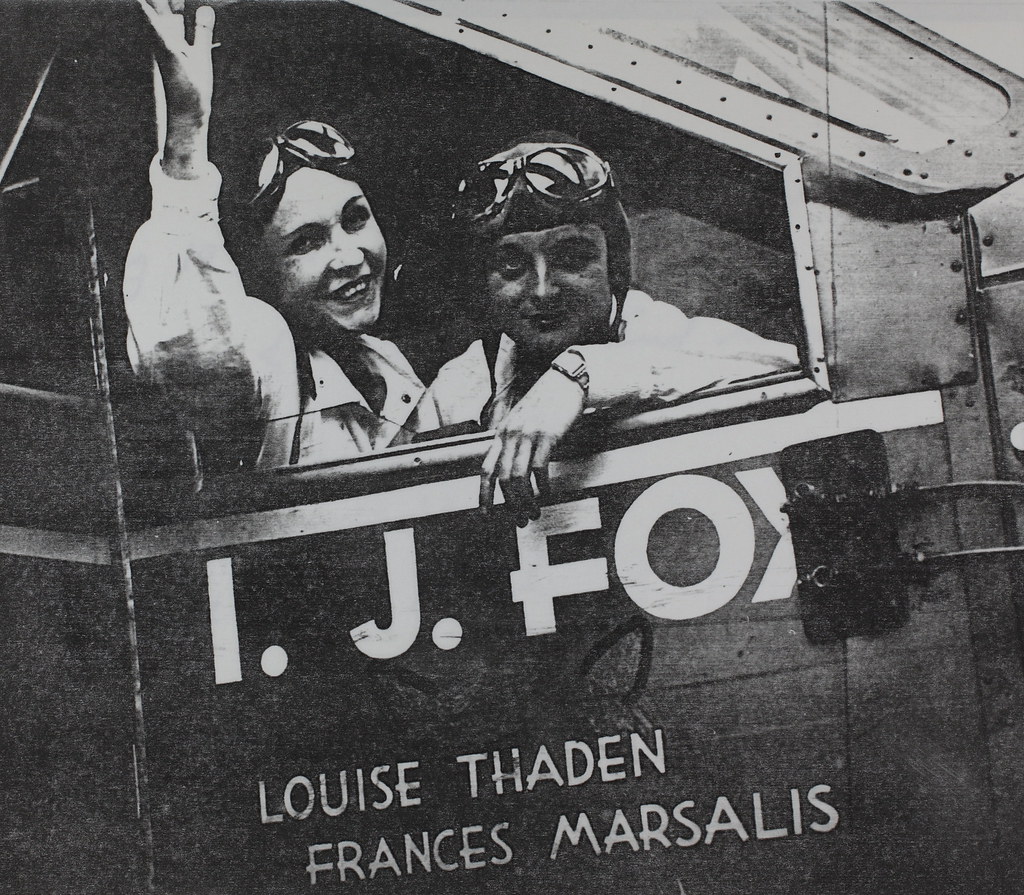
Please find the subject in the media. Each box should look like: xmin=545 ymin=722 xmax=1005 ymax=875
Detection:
xmin=531 ymin=258 xmax=559 ymax=301
xmin=328 ymin=225 xmax=365 ymax=270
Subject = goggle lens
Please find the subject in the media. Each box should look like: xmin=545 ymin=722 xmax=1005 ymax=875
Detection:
xmin=251 ymin=121 xmax=357 ymax=206
xmin=456 ymin=144 xmax=612 ymax=221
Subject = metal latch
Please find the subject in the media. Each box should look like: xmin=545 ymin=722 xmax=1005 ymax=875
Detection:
xmin=780 ymin=430 xmax=1024 ymax=643
xmin=780 ymin=430 xmax=911 ymax=644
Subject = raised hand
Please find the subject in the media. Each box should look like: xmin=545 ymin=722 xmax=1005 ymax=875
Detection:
xmin=136 ymin=0 xmax=216 ymax=177
xmin=479 ymin=368 xmax=586 ymax=527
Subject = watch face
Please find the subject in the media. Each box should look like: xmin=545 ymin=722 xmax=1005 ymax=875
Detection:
xmin=552 ymin=351 xmax=589 ymax=393
xmin=556 ymin=351 xmax=587 ymax=378
xmin=566 ymin=359 xmax=587 ymax=378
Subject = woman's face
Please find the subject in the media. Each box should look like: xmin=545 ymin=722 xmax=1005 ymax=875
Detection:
xmin=483 ymin=223 xmax=612 ymax=364
xmin=260 ymin=167 xmax=387 ymax=333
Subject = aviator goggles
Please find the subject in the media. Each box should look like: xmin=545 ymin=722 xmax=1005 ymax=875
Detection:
xmin=453 ymin=143 xmax=615 ymax=222
xmin=250 ymin=120 xmax=357 ymax=209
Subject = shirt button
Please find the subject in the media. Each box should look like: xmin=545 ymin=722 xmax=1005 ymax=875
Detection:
xmin=401 ymin=393 xmax=412 ymax=403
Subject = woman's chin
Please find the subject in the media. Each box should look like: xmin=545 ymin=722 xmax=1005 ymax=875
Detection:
xmin=322 ymin=292 xmax=382 ymax=333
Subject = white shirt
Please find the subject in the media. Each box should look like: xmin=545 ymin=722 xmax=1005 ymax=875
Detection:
xmin=426 ymin=289 xmax=801 ymax=428
xmin=123 ymin=158 xmax=438 ymax=469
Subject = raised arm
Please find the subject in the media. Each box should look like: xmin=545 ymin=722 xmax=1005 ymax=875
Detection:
xmin=124 ymin=1 xmax=297 ymax=457
xmin=137 ymin=0 xmax=215 ymax=179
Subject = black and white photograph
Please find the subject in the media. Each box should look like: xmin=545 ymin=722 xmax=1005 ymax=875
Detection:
xmin=1 ymin=1 xmax=1023 ymax=892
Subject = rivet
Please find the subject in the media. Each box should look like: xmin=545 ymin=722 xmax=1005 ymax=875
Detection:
xmin=1006 ymin=172 xmax=1016 ymax=182
xmin=858 ymin=150 xmax=866 ymax=157
xmin=1011 ymin=422 xmax=1024 ymax=452
xmin=950 ymin=259 xmax=964 ymax=273
xmin=983 ymin=235 xmax=995 ymax=247
xmin=903 ymin=168 xmax=912 ymax=176
xmin=920 ymin=172 xmax=929 ymax=179
xmin=401 ymin=393 xmax=412 ymax=404
xmin=964 ymin=149 xmax=973 ymax=157
xmin=1011 ymin=130 xmax=1019 ymax=137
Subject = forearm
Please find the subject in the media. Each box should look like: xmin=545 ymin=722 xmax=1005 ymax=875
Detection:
xmin=140 ymin=1 xmax=216 ymax=180
xmin=575 ymin=320 xmax=800 ymax=410
xmin=161 ymin=106 xmax=211 ymax=180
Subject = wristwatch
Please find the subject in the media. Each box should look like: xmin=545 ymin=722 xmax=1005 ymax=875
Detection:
xmin=550 ymin=349 xmax=590 ymax=397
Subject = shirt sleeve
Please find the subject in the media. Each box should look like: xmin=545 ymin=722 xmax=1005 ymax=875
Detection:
xmin=573 ymin=290 xmax=801 ymax=409
xmin=123 ymin=156 xmax=298 ymax=431
xmin=422 ymin=341 xmax=493 ymax=428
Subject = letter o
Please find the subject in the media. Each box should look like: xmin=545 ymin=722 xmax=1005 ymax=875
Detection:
xmin=614 ymin=474 xmax=755 ymax=620
xmin=284 ymin=776 xmax=316 ymax=820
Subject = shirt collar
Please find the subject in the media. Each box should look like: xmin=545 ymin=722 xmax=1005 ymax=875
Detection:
xmin=306 ymin=335 xmax=425 ymax=429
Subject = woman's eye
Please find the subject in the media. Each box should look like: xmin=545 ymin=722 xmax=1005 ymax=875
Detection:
xmin=288 ymin=228 xmax=326 ymax=256
xmin=554 ymin=245 xmax=598 ymax=272
xmin=343 ymin=202 xmax=371 ymax=233
xmin=490 ymin=254 xmax=526 ymax=279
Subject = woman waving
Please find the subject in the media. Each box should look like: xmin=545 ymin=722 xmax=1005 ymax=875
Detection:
xmin=124 ymin=0 xmax=437 ymax=471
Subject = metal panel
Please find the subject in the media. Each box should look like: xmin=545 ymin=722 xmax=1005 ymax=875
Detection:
xmin=354 ymin=0 xmax=1024 ymax=195
xmin=971 ymin=177 xmax=1024 ymax=279
xmin=807 ymin=201 xmax=976 ymax=399
xmin=125 ymin=447 xmax=848 ymax=894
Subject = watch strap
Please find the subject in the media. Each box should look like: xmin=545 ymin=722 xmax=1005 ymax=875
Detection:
xmin=550 ymin=349 xmax=590 ymax=396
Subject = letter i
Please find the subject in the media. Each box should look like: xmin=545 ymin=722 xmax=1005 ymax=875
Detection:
xmin=791 ymin=788 xmax=803 ymax=835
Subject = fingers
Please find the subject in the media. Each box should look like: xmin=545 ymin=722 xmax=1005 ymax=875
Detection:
xmin=137 ymin=0 xmax=177 ymax=26
xmin=479 ymin=437 xmax=502 ymax=512
xmin=144 ymin=0 xmax=174 ymax=15
xmin=137 ymin=0 xmax=211 ymax=49
xmin=491 ymin=434 xmax=520 ymax=512
xmin=504 ymin=434 xmax=540 ymax=526
xmin=531 ymin=434 xmax=555 ymax=476
xmin=194 ymin=5 xmax=216 ymax=49
xmin=135 ymin=0 xmax=162 ymax=29
xmin=479 ymin=430 xmax=546 ymax=527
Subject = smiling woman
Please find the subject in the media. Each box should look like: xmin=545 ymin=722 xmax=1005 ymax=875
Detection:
xmin=122 ymin=4 xmax=439 ymax=473
xmin=259 ymin=167 xmax=387 ymax=336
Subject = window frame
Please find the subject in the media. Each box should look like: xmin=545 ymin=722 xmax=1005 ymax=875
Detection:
xmin=254 ymin=2 xmax=831 ymax=475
